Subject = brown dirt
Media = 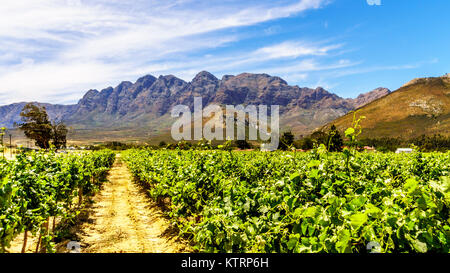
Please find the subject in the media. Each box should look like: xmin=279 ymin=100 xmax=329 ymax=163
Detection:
xmin=3 ymin=148 xmax=16 ymax=160
xmin=70 ymin=155 xmax=189 ymax=253
xmin=8 ymin=154 xmax=190 ymax=253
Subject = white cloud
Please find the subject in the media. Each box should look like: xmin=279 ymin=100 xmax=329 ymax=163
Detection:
xmin=0 ymin=0 xmax=334 ymax=104
xmin=254 ymin=41 xmax=342 ymax=59
xmin=116 ymin=40 xmax=347 ymax=83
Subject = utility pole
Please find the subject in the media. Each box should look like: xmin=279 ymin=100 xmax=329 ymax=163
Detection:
xmin=9 ymin=134 xmax=12 ymax=158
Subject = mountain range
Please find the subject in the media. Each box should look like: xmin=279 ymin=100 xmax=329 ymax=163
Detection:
xmin=0 ymin=71 xmax=392 ymax=143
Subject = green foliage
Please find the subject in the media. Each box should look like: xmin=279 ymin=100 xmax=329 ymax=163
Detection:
xmin=357 ymin=134 xmax=450 ymax=152
xmin=16 ymin=103 xmax=53 ymax=149
xmin=124 ymin=149 xmax=450 ymax=253
xmin=196 ymin=138 xmax=213 ymax=150
xmin=0 ymin=127 xmax=5 ymax=157
xmin=87 ymin=141 xmax=146 ymax=151
xmin=310 ymin=131 xmax=328 ymax=146
xmin=218 ymin=140 xmax=233 ymax=152
xmin=308 ymin=125 xmax=345 ymax=152
xmin=52 ymin=122 xmax=68 ymax=149
xmin=0 ymin=149 xmax=115 ymax=252
xmin=16 ymin=103 xmax=69 ymax=149
xmin=343 ymin=111 xmax=366 ymax=172
xmin=327 ymin=125 xmax=343 ymax=152
xmin=278 ymin=131 xmax=295 ymax=151
xmin=235 ymin=140 xmax=252 ymax=150
xmin=176 ymin=141 xmax=193 ymax=150
xmin=411 ymin=134 xmax=450 ymax=152
xmin=159 ymin=141 xmax=167 ymax=148
xmin=345 ymin=110 xmax=366 ymax=146
xmin=297 ymin=137 xmax=314 ymax=150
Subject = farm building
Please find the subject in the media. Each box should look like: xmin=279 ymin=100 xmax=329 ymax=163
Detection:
xmin=363 ymin=146 xmax=376 ymax=152
xmin=395 ymin=148 xmax=413 ymax=153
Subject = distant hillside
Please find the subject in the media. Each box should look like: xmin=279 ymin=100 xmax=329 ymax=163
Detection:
xmin=0 ymin=71 xmax=390 ymax=143
xmin=321 ymin=74 xmax=450 ymax=139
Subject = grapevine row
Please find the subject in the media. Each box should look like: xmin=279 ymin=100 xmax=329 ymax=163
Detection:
xmin=0 ymin=149 xmax=116 ymax=252
xmin=124 ymin=149 xmax=450 ymax=253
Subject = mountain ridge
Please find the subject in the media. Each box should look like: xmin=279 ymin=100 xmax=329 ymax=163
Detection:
xmin=321 ymin=75 xmax=450 ymax=138
xmin=0 ymin=71 xmax=391 ymax=142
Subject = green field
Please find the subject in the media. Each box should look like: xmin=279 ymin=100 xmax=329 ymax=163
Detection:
xmin=124 ymin=149 xmax=450 ymax=253
xmin=2 ymin=148 xmax=449 ymax=253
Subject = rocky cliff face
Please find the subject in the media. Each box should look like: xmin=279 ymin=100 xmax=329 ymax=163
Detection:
xmin=0 ymin=71 xmax=390 ymax=139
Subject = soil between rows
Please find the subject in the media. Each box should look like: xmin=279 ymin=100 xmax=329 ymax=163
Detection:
xmin=9 ymin=154 xmax=189 ymax=253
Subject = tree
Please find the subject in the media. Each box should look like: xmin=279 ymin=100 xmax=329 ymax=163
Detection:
xmin=327 ymin=125 xmax=343 ymax=152
xmin=310 ymin=130 xmax=328 ymax=145
xmin=300 ymin=137 xmax=314 ymax=150
xmin=196 ymin=138 xmax=212 ymax=150
xmin=52 ymin=122 xmax=68 ymax=149
xmin=176 ymin=140 xmax=192 ymax=150
xmin=16 ymin=103 xmax=53 ymax=149
xmin=235 ymin=139 xmax=252 ymax=150
xmin=16 ymin=103 xmax=68 ymax=150
xmin=278 ymin=131 xmax=295 ymax=150
xmin=159 ymin=141 xmax=167 ymax=148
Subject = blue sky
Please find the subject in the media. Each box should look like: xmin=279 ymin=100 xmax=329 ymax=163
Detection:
xmin=0 ymin=0 xmax=449 ymax=105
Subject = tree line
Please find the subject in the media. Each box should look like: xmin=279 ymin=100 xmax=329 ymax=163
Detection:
xmin=86 ymin=127 xmax=449 ymax=152
xmin=11 ymin=102 xmax=448 ymax=152
xmin=288 ymin=128 xmax=450 ymax=152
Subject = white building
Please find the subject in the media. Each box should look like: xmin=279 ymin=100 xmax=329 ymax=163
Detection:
xmin=395 ymin=148 xmax=413 ymax=154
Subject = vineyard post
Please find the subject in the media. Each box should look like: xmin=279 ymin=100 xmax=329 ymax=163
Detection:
xmin=1 ymin=133 xmax=3 ymax=158
xmin=35 ymin=233 xmax=41 ymax=253
xmin=9 ymin=134 xmax=11 ymax=158
xmin=40 ymin=218 xmax=50 ymax=253
xmin=0 ymin=128 xmax=6 ymax=158
xmin=78 ymin=186 xmax=83 ymax=207
xmin=21 ymin=231 xmax=28 ymax=253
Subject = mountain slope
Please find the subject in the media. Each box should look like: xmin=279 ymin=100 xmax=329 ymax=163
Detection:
xmin=321 ymin=75 xmax=450 ymax=138
xmin=0 ymin=71 xmax=390 ymax=142
xmin=347 ymin=87 xmax=391 ymax=109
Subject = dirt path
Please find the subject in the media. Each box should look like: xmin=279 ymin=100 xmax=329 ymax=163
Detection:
xmin=69 ymin=154 xmax=188 ymax=253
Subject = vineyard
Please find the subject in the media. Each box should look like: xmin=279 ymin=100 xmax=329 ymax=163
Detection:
xmin=124 ymin=149 xmax=450 ymax=253
xmin=0 ymin=149 xmax=115 ymax=253
xmin=1 ymin=147 xmax=449 ymax=253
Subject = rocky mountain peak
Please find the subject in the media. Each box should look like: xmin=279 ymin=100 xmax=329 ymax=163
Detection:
xmin=135 ymin=75 xmax=157 ymax=87
xmin=0 ymin=71 xmax=395 ymax=138
xmin=82 ymin=89 xmax=99 ymax=99
xmin=355 ymin=87 xmax=390 ymax=99
xmin=192 ymin=71 xmax=218 ymax=83
xmin=156 ymin=75 xmax=186 ymax=86
xmin=351 ymin=87 xmax=391 ymax=108
xmin=310 ymin=87 xmax=335 ymax=100
xmin=220 ymin=73 xmax=289 ymax=90
xmin=221 ymin=75 xmax=234 ymax=81
xmin=116 ymin=81 xmax=133 ymax=91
